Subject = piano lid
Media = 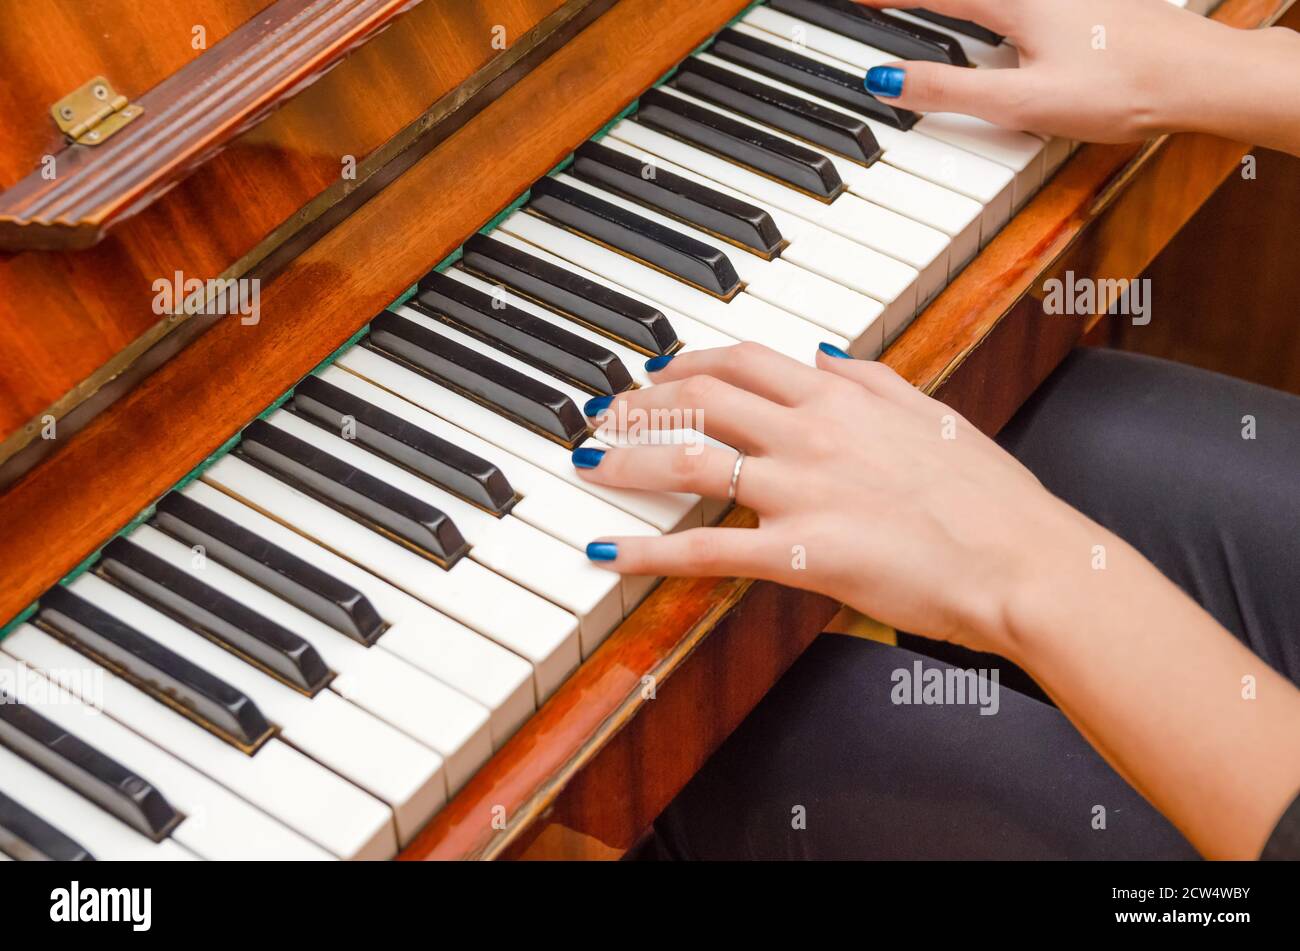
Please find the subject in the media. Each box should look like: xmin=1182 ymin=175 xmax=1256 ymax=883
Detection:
xmin=0 ymin=0 xmax=615 ymax=488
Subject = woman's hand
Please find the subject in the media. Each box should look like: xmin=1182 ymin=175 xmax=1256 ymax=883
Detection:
xmin=854 ymin=0 xmax=1300 ymax=152
xmin=576 ymin=342 xmax=1098 ymax=659
xmin=579 ymin=343 xmax=1300 ymax=859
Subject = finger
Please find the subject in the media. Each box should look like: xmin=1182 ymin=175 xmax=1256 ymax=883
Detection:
xmin=586 ymin=527 xmax=789 ymax=579
xmin=573 ymin=443 xmax=772 ymax=507
xmin=865 ymin=60 xmax=1028 ymax=126
xmin=646 ymin=341 xmax=826 ymax=407
xmin=815 ymin=349 xmax=991 ymax=440
xmin=587 ymin=376 xmax=795 ymax=452
xmin=814 ymin=349 xmax=931 ymax=411
xmin=852 ymin=0 xmax=1020 ymax=38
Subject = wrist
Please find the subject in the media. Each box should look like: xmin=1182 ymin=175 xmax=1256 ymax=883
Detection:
xmin=1159 ymin=23 xmax=1293 ymax=139
xmin=991 ymin=501 xmax=1124 ymax=669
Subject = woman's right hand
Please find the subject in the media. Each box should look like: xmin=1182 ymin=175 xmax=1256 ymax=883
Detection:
xmin=854 ymin=0 xmax=1279 ymax=145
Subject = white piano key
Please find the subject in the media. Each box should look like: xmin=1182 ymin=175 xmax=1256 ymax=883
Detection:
xmin=338 ymin=345 xmax=705 ymax=534
xmin=503 ymin=211 xmax=856 ymax=359
xmin=592 ymin=134 xmax=906 ymax=345
xmin=0 ymin=741 xmax=196 ymax=861
xmin=1040 ymin=135 xmax=1073 ymax=177
xmin=180 ymin=479 xmax=536 ymax=746
xmin=488 ymin=230 xmax=741 ymax=353
xmin=652 ymin=86 xmax=983 ymax=275
xmin=468 ymin=233 xmax=746 ymax=523
xmin=912 ymin=112 xmax=1045 ymax=210
xmin=265 ymin=409 xmax=623 ymax=657
xmin=446 ymin=267 xmax=656 ymax=386
xmin=732 ymin=17 xmax=1046 ymax=210
xmin=394 ymin=305 xmax=596 ymax=412
xmin=536 ymin=151 xmax=891 ymax=352
xmin=394 ymin=300 xmax=681 ymax=460
xmin=0 ymin=652 xmax=332 ymax=861
xmin=313 ymin=364 xmax=663 ymax=608
xmin=553 ymin=170 xmax=886 ymax=342
xmin=693 ymin=51 xmax=1015 ymax=242
xmin=607 ymin=118 xmax=950 ymax=308
xmin=4 ymin=624 xmax=396 ymax=859
xmin=203 ymin=454 xmax=581 ymax=701
xmin=69 ymin=573 xmax=445 ymax=846
xmin=127 ymin=523 xmax=495 ymax=791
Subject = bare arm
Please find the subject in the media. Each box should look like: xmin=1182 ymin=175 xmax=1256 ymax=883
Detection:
xmin=1004 ymin=509 xmax=1300 ymax=859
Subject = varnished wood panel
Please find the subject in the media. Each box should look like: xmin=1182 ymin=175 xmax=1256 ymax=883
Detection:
xmin=1104 ymin=148 xmax=1300 ymax=395
xmin=0 ymin=0 xmax=571 ymax=459
xmin=0 ymin=0 xmax=272 ymax=187
xmin=0 ymin=0 xmax=423 ymax=251
xmin=912 ymin=128 xmax=1265 ymax=435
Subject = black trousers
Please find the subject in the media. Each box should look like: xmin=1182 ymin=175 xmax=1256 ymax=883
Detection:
xmin=654 ymin=349 xmax=1300 ymax=860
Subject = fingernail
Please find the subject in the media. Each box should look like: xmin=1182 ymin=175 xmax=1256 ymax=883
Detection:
xmin=586 ymin=541 xmax=618 ymax=562
xmin=645 ymin=354 xmax=675 ymax=373
xmin=583 ymin=395 xmax=614 ymax=417
xmin=572 ymin=447 xmax=606 ymax=469
xmin=819 ymin=342 xmax=853 ymax=359
xmin=865 ymin=66 xmax=905 ymax=98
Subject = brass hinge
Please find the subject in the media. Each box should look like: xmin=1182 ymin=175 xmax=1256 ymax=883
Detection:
xmin=51 ymin=76 xmax=143 ymax=146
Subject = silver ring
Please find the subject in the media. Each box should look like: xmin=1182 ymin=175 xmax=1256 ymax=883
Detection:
xmin=728 ymin=451 xmax=746 ymax=503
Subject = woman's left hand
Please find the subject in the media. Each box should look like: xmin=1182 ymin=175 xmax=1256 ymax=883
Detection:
xmin=575 ymin=342 xmax=1098 ymax=658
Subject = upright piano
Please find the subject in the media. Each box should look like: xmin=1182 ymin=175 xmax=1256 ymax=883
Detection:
xmin=0 ymin=0 xmax=1294 ymax=861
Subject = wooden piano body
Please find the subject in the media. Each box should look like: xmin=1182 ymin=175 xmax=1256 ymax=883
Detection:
xmin=0 ymin=0 xmax=1295 ymax=860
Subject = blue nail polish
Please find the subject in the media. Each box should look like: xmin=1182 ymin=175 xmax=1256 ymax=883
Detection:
xmin=583 ymin=395 xmax=614 ymax=417
xmin=645 ymin=354 xmax=675 ymax=373
xmin=572 ymin=447 xmax=606 ymax=469
xmin=819 ymin=342 xmax=853 ymax=359
xmin=865 ymin=66 xmax=905 ymax=98
xmin=586 ymin=542 xmax=618 ymax=562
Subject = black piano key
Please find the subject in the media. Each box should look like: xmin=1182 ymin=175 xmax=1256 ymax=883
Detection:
xmin=292 ymin=375 xmax=517 ymax=516
xmin=99 ymin=538 xmax=333 ymax=696
xmin=573 ymin=138 xmax=789 ymax=253
xmin=709 ymin=28 xmax=918 ymax=131
xmin=461 ymin=234 xmax=679 ymax=355
xmin=671 ymin=58 xmax=883 ymax=165
xmin=37 ymin=585 xmax=274 ymax=753
xmin=771 ymin=0 xmax=968 ymax=67
xmin=0 ymin=693 xmax=182 ymax=842
xmin=411 ymin=270 xmax=633 ymax=396
xmin=153 ymin=493 xmax=386 ymax=647
xmin=369 ymin=312 xmax=589 ymax=448
xmin=904 ymin=8 xmax=1003 ymax=46
xmin=631 ymin=89 xmax=842 ymax=202
xmin=0 ymin=790 xmax=95 ymax=861
xmin=528 ymin=176 xmax=742 ymax=298
xmin=237 ymin=419 xmax=470 ymax=567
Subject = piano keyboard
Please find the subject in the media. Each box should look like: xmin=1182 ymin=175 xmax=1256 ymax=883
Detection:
xmin=0 ymin=0 xmax=1220 ymax=861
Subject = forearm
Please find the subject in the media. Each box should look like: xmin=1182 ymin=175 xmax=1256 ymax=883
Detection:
xmin=1163 ymin=22 xmax=1300 ymax=157
xmin=1001 ymin=506 xmax=1300 ymax=859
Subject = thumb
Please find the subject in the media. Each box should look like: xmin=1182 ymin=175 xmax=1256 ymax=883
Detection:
xmin=866 ymin=61 xmax=1025 ymax=126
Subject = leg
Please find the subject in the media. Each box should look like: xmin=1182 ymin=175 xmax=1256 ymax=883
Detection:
xmin=996 ymin=348 xmax=1300 ymax=683
xmin=654 ymin=635 xmax=1198 ymax=860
